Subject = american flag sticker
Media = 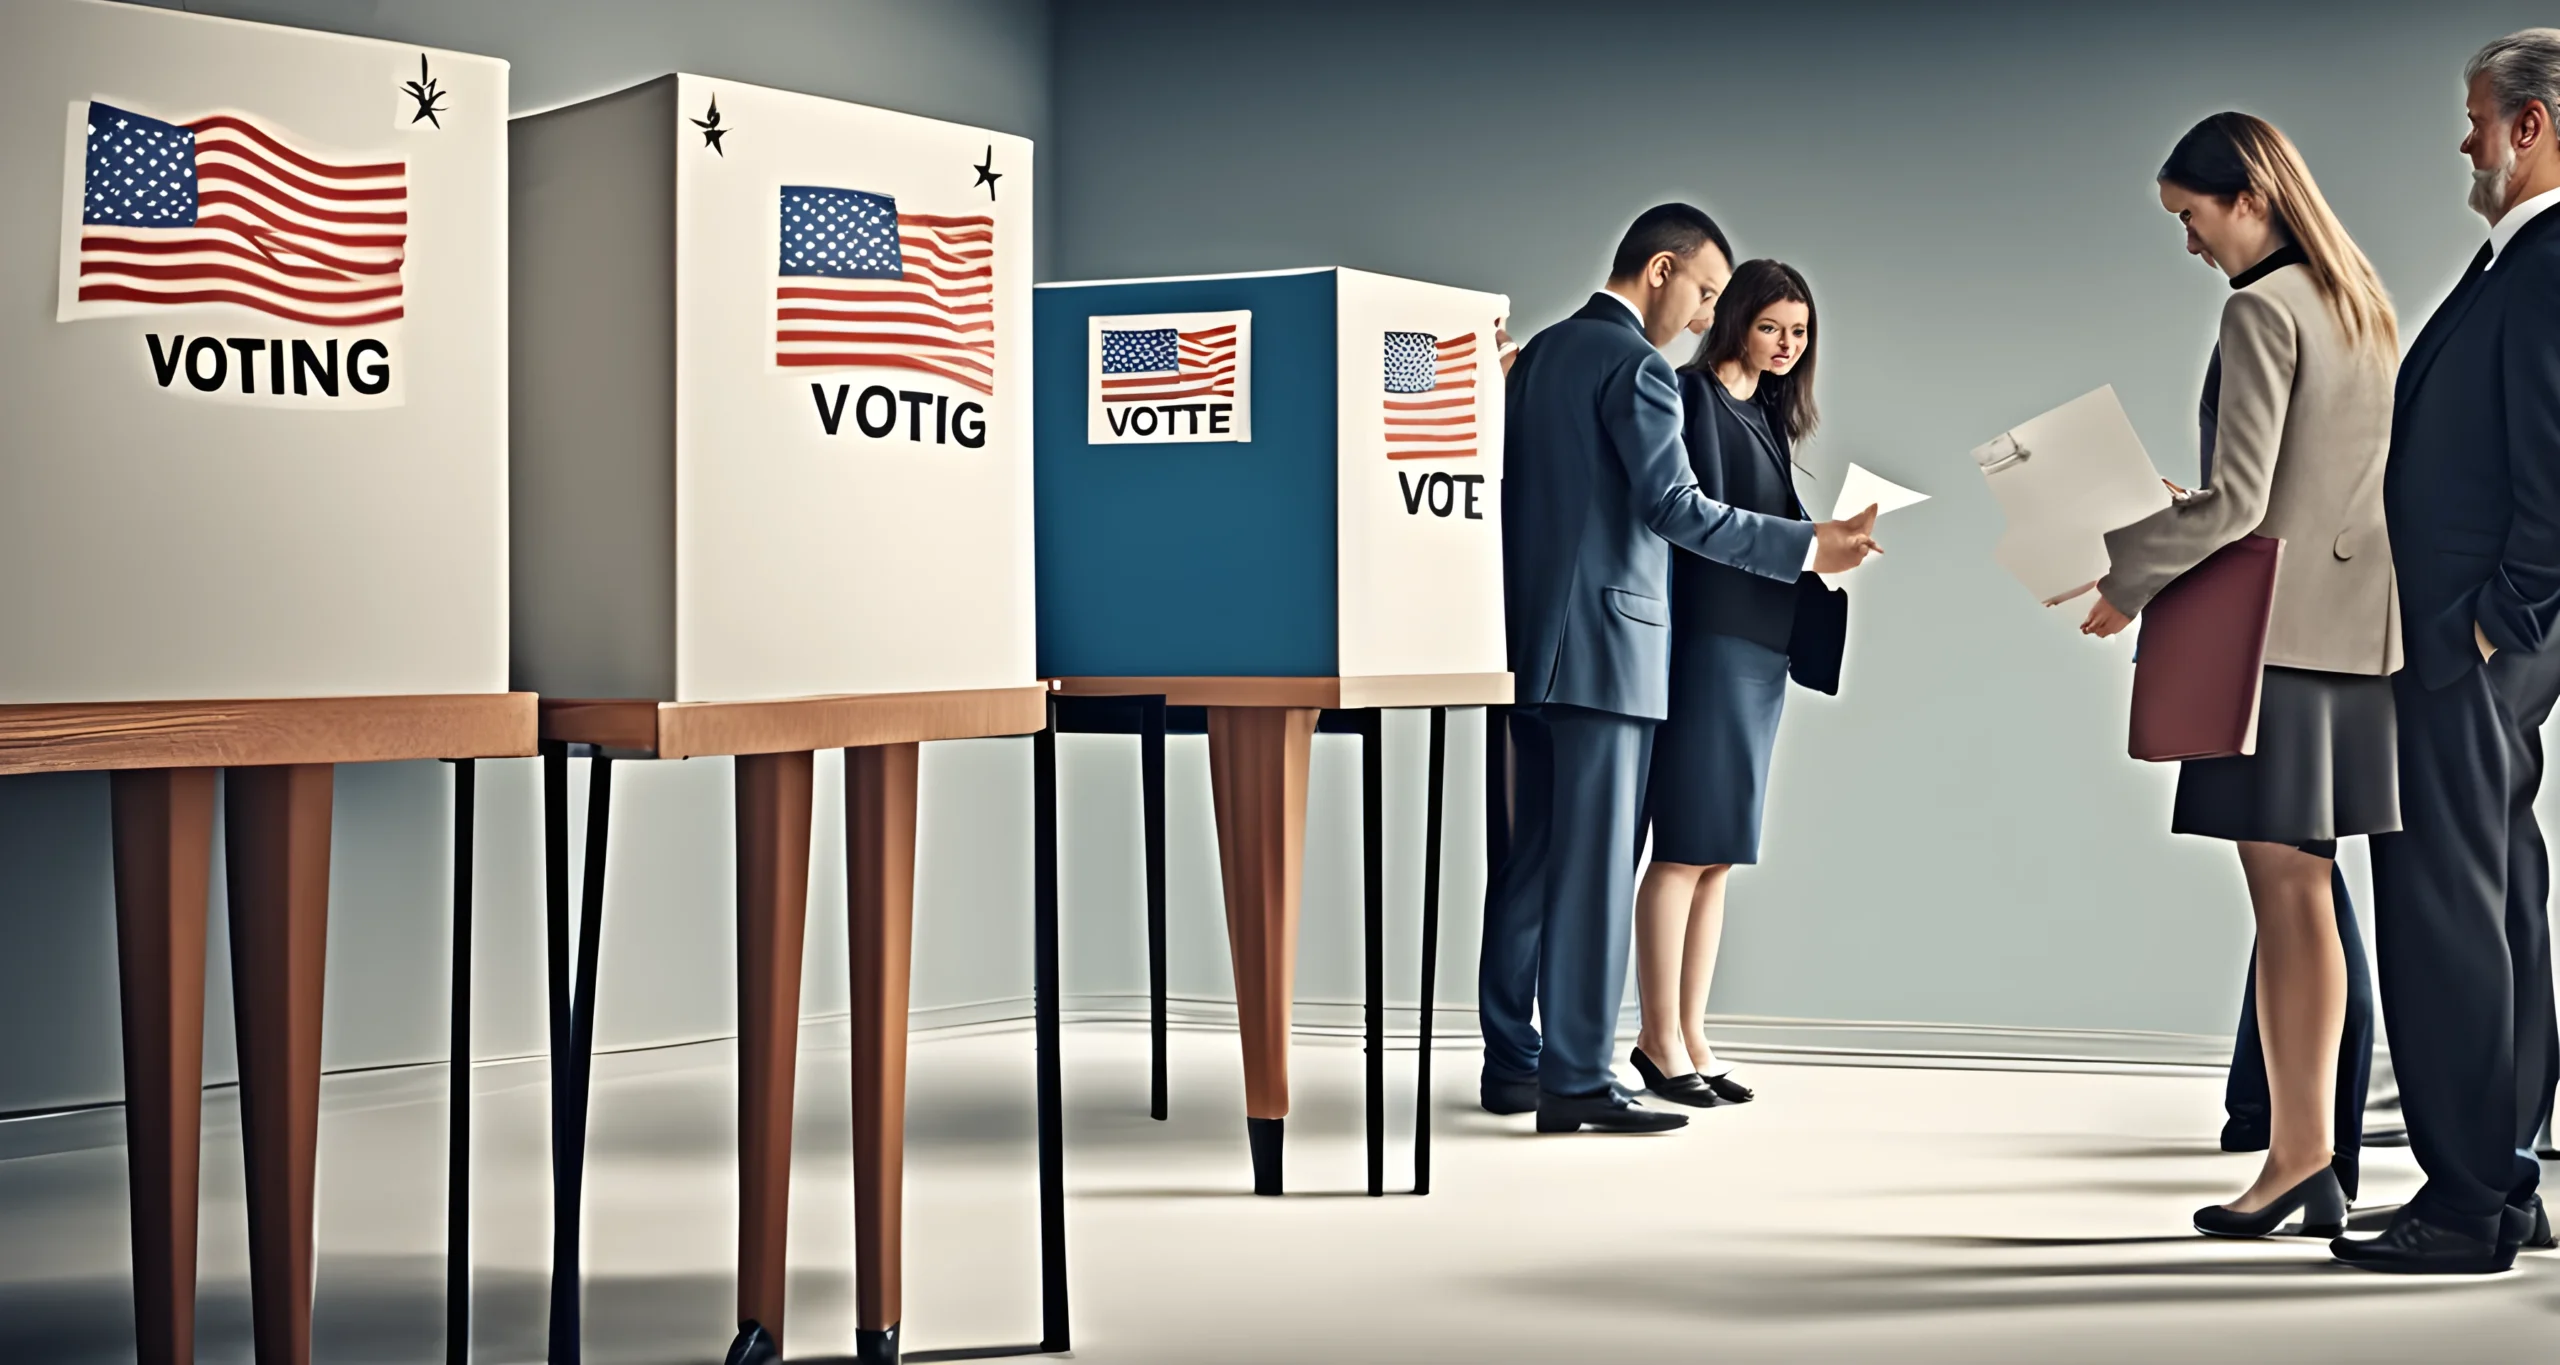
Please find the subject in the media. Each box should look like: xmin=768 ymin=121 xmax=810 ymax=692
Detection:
xmin=774 ymin=184 xmax=996 ymax=394
xmin=59 ymin=99 xmax=407 ymax=328
xmin=1383 ymin=330 xmax=1479 ymax=459
xmin=1087 ymin=309 xmax=1252 ymax=444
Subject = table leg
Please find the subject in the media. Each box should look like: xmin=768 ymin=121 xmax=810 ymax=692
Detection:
xmin=1141 ymin=696 xmax=1169 ymax=1123
xmin=224 ymin=763 xmax=334 ymax=1365
xmin=846 ymin=743 xmax=919 ymax=1365
xmin=545 ymin=745 xmax=613 ymax=1365
xmin=1204 ymin=706 xmax=1316 ymax=1196
xmin=448 ymin=759 xmax=476 ymax=1365
xmin=1032 ymin=712 xmax=1071 ymax=1353
xmin=1416 ymin=707 xmax=1447 ymax=1195
xmin=1358 ymin=710 xmax=1385 ymax=1198
xmin=732 ymin=752 xmax=815 ymax=1359
xmin=111 ymin=767 xmax=217 ymax=1365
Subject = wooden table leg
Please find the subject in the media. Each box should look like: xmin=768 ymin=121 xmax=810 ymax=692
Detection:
xmin=732 ymin=751 xmax=815 ymax=1359
xmin=1204 ymin=707 xmax=1316 ymax=1196
xmin=225 ymin=763 xmax=334 ymax=1365
xmin=847 ymin=742 xmax=919 ymax=1365
xmin=111 ymin=768 xmax=217 ymax=1365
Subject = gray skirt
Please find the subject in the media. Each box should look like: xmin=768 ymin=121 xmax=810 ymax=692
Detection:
xmin=2171 ymin=666 xmax=2400 ymax=845
xmin=1645 ymin=630 xmax=1790 ymax=866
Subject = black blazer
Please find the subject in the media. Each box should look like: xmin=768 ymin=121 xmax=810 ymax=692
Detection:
xmin=2385 ymin=206 xmax=2560 ymax=690
xmin=1671 ymin=370 xmax=1811 ymax=653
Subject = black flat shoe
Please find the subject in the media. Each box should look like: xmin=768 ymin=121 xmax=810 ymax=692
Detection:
xmin=1701 ymin=1071 xmax=1754 ymax=1104
xmin=2193 ymin=1166 xmax=2347 ymax=1240
xmin=1481 ymin=1077 xmax=1539 ymax=1116
xmin=1629 ymin=1047 xmax=1720 ymax=1107
xmin=2332 ymin=1208 xmax=2512 ymax=1274
xmin=2507 ymin=1194 xmax=2556 ymax=1252
xmin=1536 ymin=1086 xmax=1689 ymax=1134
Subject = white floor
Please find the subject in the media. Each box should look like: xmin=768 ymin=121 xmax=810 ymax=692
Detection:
xmin=0 ymin=1021 xmax=2552 ymax=1364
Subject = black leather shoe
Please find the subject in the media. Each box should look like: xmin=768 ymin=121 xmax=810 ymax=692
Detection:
xmin=2193 ymin=1166 xmax=2346 ymax=1239
xmin=2331 ymin=1209 xmax=2512 ymax=1274
xmin=725 ymin=1322 xmax=779 ymax=1365
xmin=1701 ymin=1071 xmax=1755 ymax=1104
xmin=1629 ymin=1046 xmax=1720 ymax=1107
xmin=1536 ymin=1086 xmax=1689 ymax=1134
xmin=2219 ymin=1117 xmax=2270 ymax=1153
xmin=2503 ymin=1195 xmax=2556 ymax=1254
xmin=1481 ymin=1077 xmax=1538 ymax=1115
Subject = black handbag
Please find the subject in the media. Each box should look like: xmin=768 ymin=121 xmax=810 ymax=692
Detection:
xmin=1787 ymin=578 xmax=1848 ymax=695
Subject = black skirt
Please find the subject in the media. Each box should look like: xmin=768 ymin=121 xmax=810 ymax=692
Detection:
xmin=1645 ymin=630 xmax=1789 ymax=866
xmin=2172 ymin=666 xmax=2399 ymax=844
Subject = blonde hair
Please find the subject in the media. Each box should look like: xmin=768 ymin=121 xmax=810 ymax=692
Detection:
xmin=2161 ymin=112 xmax=2398 ymax=360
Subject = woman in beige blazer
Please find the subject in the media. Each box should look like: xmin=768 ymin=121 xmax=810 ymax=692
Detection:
xmin=2084 ymin=112 xmax=2400 ymax=1240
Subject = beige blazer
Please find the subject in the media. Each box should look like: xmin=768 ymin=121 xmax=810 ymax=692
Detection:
xmin=2099 ymin=261 xmax=2402 ymax=675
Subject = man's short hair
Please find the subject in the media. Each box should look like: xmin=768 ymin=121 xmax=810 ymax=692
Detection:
xmin=2468 ymin=29 xmax=2560 ymax=128
xmin=1608 ymin=203 xmax=1733 ymax=282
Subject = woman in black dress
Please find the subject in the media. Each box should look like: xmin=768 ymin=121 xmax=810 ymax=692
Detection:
xmin=1628 ymin=260 xmax=1830 ymax=1108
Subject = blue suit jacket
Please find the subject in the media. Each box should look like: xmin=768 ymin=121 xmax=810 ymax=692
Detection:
xmin=1502 ymin=294 xmax=1817 ymax=720
xmin=2386 ymin=208 xmax=2560 ymax=690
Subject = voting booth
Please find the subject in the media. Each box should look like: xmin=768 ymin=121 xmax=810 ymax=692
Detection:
xmin=512 ymin=73 xmax=1041 ymax=1365
xmin=1034 ymin=268 xmax=1511 ymax=1195
xmin=0 ymin=5 xmax=524 ymax=1364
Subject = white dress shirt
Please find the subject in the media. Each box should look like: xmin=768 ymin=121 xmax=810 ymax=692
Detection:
xmin=2487 ymin=183 xmax=2560 ymax=268
xmin=1598 ymin=288 xmax=1826 ymax=570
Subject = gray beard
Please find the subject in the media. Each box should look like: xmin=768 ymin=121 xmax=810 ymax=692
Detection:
xmin=2471 ymin=146 xmax=2516 ymax=221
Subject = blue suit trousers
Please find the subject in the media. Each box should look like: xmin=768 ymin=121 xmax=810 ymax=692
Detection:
xmin=1478 ymin=703 xmax=1654 ymax=1098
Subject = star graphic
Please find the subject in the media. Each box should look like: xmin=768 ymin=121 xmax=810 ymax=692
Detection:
xmin=973 ymin=145 xmax=1001 ymax=200
xmin=692 ymin=95 xmax=730 ymax=155
xmin=402 ymin=53 xmax=450 ymax=128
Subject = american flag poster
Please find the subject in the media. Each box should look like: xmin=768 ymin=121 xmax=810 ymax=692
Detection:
xmin=1085 ymin=309 xmax=1253 ymax=444
xmin=773 ymin=184 xmax=995 ymax=394
xmin=60 ymin=99 xmax=406 ymax=329
xmin=1382 ymin=330 xmax=1479 ymax=459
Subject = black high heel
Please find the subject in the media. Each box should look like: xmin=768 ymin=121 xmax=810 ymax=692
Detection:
xmin=1629 ymin=1046 xmax=1720 ymax=1107
xmin=2194 ymin=1166 xmax=2348 ymax=1239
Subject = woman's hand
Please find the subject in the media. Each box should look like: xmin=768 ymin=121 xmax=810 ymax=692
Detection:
xmin=2082 ymin=596 xmax=2134 ymax=638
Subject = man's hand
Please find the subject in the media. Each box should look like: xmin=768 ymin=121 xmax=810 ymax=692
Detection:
xmin=2477 ymin=621 xmax=2498 ymax=660
xmin=1811 ymin=504 xmax=1881 ymax=574
xmin=2082 ymin=596 xmax=2134 ymax=638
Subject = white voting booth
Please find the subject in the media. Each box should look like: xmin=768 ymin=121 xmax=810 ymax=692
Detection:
xmin=1 ymin=0 xmax=509 ymax=704
xmin=512 ymin=73 xmax=1034 ymax=704
xmin=511 ymin=74 xmax=1041 ymax=1365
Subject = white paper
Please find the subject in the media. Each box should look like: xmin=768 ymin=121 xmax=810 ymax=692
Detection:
xmin=1831 ymin=462 xmax=1929 ymax=520
xmin=1970 ymin=385 xmax=2172 ymax=609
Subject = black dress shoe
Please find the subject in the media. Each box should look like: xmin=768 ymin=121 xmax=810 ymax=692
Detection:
xmin=725 ymin=1322 xmax=779 ymax=1365
xmin=2193 ymin=1166 xmax=2346 ymax=1239
xmin=2219 ymin=1117 xmax=2270 ymax=1153
xmin=1481 ymin=1077 xmax=1538 ymax=1115
xmin=2331 ymin=1209 xmax=2513 ymax=1274
xmin=1629 ymin=1046 xmax=1720 ymax=1107
xmin=1536 ymin=1086 xmax=1689 ymax=1134
xmin=2504 ymin=1195 xmax=2556 ymax=1253
xmin=1701 ymin=1071 xmax=1755 ymax=1104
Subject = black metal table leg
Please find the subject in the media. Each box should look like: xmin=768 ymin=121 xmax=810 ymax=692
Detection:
xmin=1359 ymin=709 xmax=1385 ymax=1198
xmin=447 ymin=759 xmax=475 ymax=1365
xmin=545 ymin=745 xmax=612 ymax=1365
xmin=1033 ymin=707 xmax=1071 ymax=1354
xmin=1484 ymin=704 xmax=1509 ymax=879
xmin=1140 ymin=696 xmax=1169 ymax=1122
xmin=1415 ymin=709 xmax=1446 ymax=1196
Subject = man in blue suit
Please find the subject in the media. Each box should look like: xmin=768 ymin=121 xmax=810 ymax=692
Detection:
xmin=2333 ymin=31 xmax=2560 ymax=1273
xmin=1481 ymin=205 xmax=1880 ymax=1133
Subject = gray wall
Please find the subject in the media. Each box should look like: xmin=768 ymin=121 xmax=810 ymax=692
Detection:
xmin=1051 ymin=0 xmax=2560 ymax=1036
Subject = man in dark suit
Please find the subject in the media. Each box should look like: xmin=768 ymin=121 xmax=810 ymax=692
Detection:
xmin=1479 ymin=205 xmax=1878 ymax=1133
xmin=2335 ymin=29 xmax=2560 ymax=1272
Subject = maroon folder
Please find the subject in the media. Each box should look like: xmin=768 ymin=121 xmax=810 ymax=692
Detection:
xmin=2128 ymin=535 xmax=2283 ymax=762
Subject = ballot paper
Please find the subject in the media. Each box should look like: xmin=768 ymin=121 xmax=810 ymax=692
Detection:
xmin=1831 ymin=463 xmax=1930 ymax=520
xmin=1819 ymin=463 xmax=1929 ymax=585
xmin=1971 ymin=386 xmax=2172 ymax=608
